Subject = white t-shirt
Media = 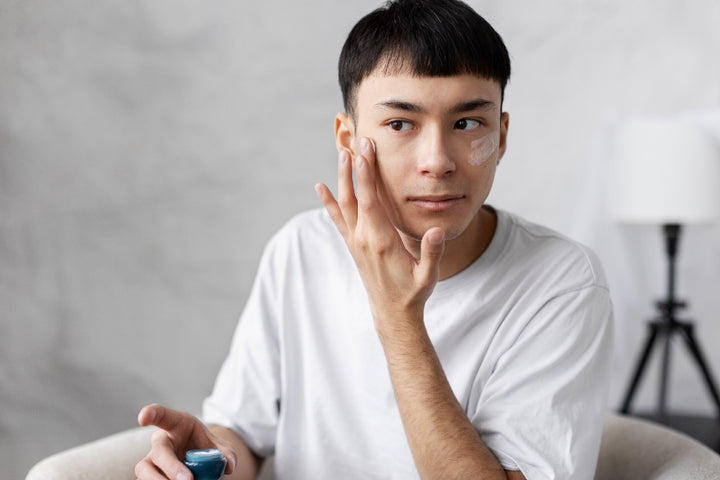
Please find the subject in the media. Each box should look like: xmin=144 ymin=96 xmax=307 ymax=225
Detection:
xmin=202 ymin=207 xmax=614 ymax=480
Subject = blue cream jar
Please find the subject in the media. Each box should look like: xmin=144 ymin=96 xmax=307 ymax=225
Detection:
xmin=182 ymin=449 xmax=227 ymax=480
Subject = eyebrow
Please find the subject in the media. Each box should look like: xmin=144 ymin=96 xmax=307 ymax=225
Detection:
xmin=450 ymin=99 xmax=497 ymax=114
xmin=375 ymin=100 xmax=424 ymax=113
xmin=374 ymin=98 xmax=497 ymax=114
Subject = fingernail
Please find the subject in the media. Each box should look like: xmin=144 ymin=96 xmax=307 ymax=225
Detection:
xmin=360 ymin=137 xmax=371 ymax=154
xmin=339 ymin=150 xmax=349 ymax=164
xmin=369 ymin=138 xmax=376 ymax=153
xmin=428 ymin=229 xmax=445 ymax=245
xmin=138 ymin=406 xmax=154 ymax=425
xmin=176 ymin=472 xmax=192 ymax=480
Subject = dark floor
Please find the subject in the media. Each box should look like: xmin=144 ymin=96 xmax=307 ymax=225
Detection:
xmin=631 ymin=412 xmax=720 ymax=453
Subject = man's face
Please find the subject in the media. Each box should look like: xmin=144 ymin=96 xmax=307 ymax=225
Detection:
xmin=336 ymin=71 xmax=509 ymax=244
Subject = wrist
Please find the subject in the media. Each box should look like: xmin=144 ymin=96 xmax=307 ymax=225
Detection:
xmin=374 ymin=309 xmax=429 ymax=351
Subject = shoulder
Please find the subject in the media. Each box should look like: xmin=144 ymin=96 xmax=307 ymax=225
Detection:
xmin=260 ymin=208 xmax=349 ymax=268
xmin=266 ymin=208 xmax=340 ymax=246
xmin=493 ymin=209 xmax=609 ymax=291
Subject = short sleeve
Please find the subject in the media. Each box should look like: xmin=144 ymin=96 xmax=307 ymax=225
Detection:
xmin=473 ymin=285 xmax=614 ymax=479
xmin=201 ymin=242 xmax=282 ymax=458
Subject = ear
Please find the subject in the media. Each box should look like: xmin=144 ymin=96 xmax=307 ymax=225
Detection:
xmin=335 ymin=112 xmax=355 ymax=156
xmin=497 ymin=112 xmax=510 ymax=162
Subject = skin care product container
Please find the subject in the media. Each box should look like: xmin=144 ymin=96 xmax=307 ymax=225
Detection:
xmin=183 ymin=449 xmax=227 ymax=480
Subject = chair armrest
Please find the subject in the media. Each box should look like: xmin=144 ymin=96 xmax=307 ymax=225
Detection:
xmin=595 ymin=413 xmax=720 ymax=480
xmin=26 ymin=427 xmax=153 ymax=480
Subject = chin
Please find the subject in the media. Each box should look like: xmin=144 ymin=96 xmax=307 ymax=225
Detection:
xmin=396 ymin=221 xmax=468 ymax=243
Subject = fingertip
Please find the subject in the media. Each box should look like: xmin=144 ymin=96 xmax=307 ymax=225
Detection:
xmin=226 ymin=451 xmax=238 ymax=474
xmin=315 ymin=183 xmax=336 ymax=211
xmin=426 ymin=227 xmax=445 ymax=246
xmin=137 ymin=405 xmax=153 ymax=426
xmin=359 ymin=137 xmax=376 ymax=156
xmin=138 ymin=403 xmax=163 ymax=427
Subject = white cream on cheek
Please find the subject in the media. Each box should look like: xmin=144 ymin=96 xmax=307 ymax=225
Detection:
xmin=469 ymin=131 xmax=500 ymax=166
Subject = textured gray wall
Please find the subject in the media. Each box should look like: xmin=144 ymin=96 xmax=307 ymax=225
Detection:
xmin=2 ymin=1 xmax=720 ymax=478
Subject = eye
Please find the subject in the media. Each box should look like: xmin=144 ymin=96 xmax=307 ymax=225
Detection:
xmin=388 ymin=120 xmax=413 ymax=131
xmin=454 ymin=118 xmax=482 ymax=131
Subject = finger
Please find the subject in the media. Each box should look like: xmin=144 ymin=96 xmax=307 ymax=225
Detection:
xmin=355 ymin=137 xmax=384 ymax=210
xmin=207 ymin=435 xmax=238 ymax=475
xmin=149 ymin=429 xmax=192 ymax=480
xmin=135 ymin=456 xmax=173 ymax=480
xmin=361 ymin=136 xmax=377 ymax=166
xmin=337 ymin=149 xmax=358 ymax=226
xmin=417 ymin=227 xmax=445 ymax=285
xmin=222 ymin=448 xmax=238 ymax=474
xmin=138 ymin=404 xmax=159 ymax=427
xmin=354 ymin=147 xmax=379 ymax=213
xmin=315 ymin=182 xmax=349 ymax=238
xmin=138 ymin=404 xmax=192 ymax=436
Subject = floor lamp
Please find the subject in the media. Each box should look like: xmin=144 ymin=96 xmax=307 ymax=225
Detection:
xmin=611 ymin=116 xmax=720 ymax=419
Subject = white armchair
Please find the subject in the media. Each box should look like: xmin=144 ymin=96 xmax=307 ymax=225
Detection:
xmin=26 ymin=413 xmax=720 ymax=480
xmin=595 ymin=414 xmax=720 ymax=480
xmin=24 ymin=427 xmax=275 ymax=480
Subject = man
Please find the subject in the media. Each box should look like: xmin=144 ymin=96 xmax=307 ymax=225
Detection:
xmin=135 ymin=1 xmax=613 ymax=479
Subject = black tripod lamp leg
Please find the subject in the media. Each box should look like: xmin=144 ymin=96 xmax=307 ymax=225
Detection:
xmin=621 ymin=324 xmax=660 ymax=414
xmin=679 ymin=323 xmax=720 ymax=419
xmin=658 ymin=329 xmax=673 ymax=417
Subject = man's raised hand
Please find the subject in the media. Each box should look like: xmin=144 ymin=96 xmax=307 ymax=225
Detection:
xmin=315 ymin=137 xmax=445 ymax=326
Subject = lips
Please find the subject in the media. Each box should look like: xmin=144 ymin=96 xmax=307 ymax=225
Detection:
xmin=407 ymin=194 xmax=465 ymax=211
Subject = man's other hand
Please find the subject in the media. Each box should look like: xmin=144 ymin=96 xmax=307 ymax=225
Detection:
xmin=134 ymin=404 xmax=238 ymax=480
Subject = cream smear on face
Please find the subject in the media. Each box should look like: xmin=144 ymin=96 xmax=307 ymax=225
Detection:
xmin=469 ymin=131 xmax=500 ymax=166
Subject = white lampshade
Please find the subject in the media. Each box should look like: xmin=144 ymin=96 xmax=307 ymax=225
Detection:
xmin=611 ymin=116 xmax=720 ymax=224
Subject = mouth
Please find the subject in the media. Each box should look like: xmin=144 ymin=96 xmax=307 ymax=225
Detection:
xmin=407 ymin=194 xmax=465 ymax=211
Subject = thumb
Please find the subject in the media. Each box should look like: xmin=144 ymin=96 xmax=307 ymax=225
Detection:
xmin=221 ymin=448 xmax=238 ymax=475
xmin=418 ymin=227 xmax=445 ymax=283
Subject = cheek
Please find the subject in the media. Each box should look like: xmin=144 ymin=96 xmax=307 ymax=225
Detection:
xmin=475 ymin=163 xmax=498 ymax=201
xmin=469 ymin=131 xmax=500 ymax=166
xmin=372 ymin=140 xmax=410 ymax=186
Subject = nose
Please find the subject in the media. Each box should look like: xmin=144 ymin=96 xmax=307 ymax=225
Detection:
xmin=416 ymin=129 xmax=456 ymax=177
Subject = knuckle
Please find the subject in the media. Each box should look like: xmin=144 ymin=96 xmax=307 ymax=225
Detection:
xmin=356 ymin=195 xmax=374 ymax=210
xmin=355 ymin=234 xmax=391 ymax=257
xmin=369 ymin=231 xmax=394 ymax=253
xmin=150 ymin=429 xmax=167 ymax=444
xmin=338 ymin=195 xmax=354 ymax=209
xmin=149 ymin=449 xmax=161 ymax=467
xmin=354 ymin=238 xmax=375 ymax=256
xmin=134 ymin=457 xmax=153 ymax=479
xmin=149 ymin=443 xmax=171 ymax=465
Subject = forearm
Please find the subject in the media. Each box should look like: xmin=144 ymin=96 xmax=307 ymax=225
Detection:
xmin=378 ymin=317 xmax=511 ymax=480
xmin=207 ymin=425 xmax=263 ymax=480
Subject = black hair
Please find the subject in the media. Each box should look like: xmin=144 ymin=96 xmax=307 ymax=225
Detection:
xmin=339 ymin=0 xmax=511 ymax=118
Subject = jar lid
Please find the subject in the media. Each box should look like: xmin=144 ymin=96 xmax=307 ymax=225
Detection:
xmin=185 ymin=449 xmax=224 ymax=463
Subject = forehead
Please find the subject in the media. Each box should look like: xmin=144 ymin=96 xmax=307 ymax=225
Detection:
xmin=354 ymin=71 xmax=502 ymax=114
